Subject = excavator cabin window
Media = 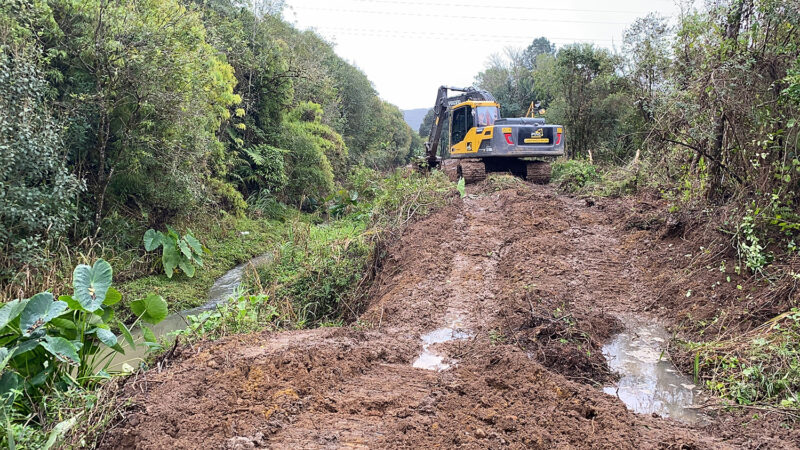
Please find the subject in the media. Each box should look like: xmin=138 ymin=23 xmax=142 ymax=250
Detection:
xmin=474 ymin=106 xmax=499 ymax=127
xmin=450 ymin=106 xmax=470 ymax=145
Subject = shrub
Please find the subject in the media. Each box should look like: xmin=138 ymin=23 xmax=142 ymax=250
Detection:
xmin=551 ymin=159 xmax=601 ymax=192
xmin=143 ymin=227 xmax=206 ymax=278
xmin=208 ymin=178 xmax=248 ymax=217
xmin=237 ymin=144 xmax=288 ymax=196
xmin=0 ymin=49 xmax=82 ymax=278
xmin=0 ymin=259 xmax=167 ymax=431
xmin=280 ymin=120 xmax=335 ymax=205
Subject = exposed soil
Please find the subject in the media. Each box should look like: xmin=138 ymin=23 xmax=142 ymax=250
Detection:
xmin=101 ymin=183 xmax=799 ymax=449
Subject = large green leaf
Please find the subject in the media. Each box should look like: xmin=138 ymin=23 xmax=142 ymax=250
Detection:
xmin=20 ymin=293 xmax=67 ymax=337
xmin=73 ymin=259 xmax=113 ymax=312
xmin=50 ymin=317 xmax=78 ymax=332
xmin=0 ymin=299 xmax=27 ymax=331
xmin=162 ymin=245 xmax=180 ymax=278
xmin=178 ymin=238 xmax=192 ymax=259
xmin=184 ymin=232 xmax=203 ymax=255
xmin=143 ymin=229 xmax=163 ymax=251
xmin=40 ymin=336 xmax=80 ymax=366
xmin=130 ymin=294 xmax=168 ymax=325
xmin=103 ymin=287 xmax=122 ymax=306
xmin=91 ymin=327 xmax=118 ymax=348
xmin=178 ymin=258 xmax=196 ymax=278
xmin=0 ymin=371 xmax=22 ymax=407
xmin=11 ymin=339 xmax=41 ymax=357
xmin=59 ymin=295 xmax=85 ymax=312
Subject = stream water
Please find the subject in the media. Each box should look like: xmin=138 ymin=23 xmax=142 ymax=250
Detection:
xmin=601 ymin=317 xmax=706 ymax=424
xmin=107 ymin=254 xmax=272 ymax=371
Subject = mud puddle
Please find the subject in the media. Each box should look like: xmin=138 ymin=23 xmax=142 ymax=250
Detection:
xmin=412 ymin=317 xmax=472 ymax=371
xmin=602 ymin=317 xmax=705 ymax=424
xmin=107 ymin=254 xmax=272 ymax=371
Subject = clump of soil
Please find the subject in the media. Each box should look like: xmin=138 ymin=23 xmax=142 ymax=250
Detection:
xmin=515 ymin=294 xmax=622 ymax=384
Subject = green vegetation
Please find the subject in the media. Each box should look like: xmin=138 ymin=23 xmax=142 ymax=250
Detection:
xmin=143 ymin=228 xmax=206 ymax=279
xmin=681 ymin=309 xmax=800 ymax=408
xmin=551 ymin=159 xmax=602 ymax=193
xmin=118 ymin=214 xmax=282 ymax=316
xmin=0 ymin=0 xmax=419 ymax=295
xmin=176 ymin=169 xmax=453 ymax=342
xmin=0 ymin=260 xmax=167 ymax=447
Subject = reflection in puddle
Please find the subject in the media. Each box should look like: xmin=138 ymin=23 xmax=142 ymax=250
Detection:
xmin=602 ymin=318 xmax=705 ymax=424
xmin=412 ymin=326 xmax=471 ymax=371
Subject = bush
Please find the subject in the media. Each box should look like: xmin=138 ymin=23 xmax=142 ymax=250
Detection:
xmin=0 ymin=259 xmax=167 ymax=440
xmin=208 ymin=178 xmax=248 ymax=217
xmin=280 ymin=120 xmax=335 ymax=205
xmin=237 ymin=144 xmax=288 ymax=196
xmin=551 ymin=159 xmax=601 ymax=192
xmin=0 ymin=49 xmax=82 ymax=278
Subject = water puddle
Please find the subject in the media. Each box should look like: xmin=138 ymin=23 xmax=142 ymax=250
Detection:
xmin=107 ymin=253 xmax=272 ymax=371
xmin=412 ymin=321 xmax=471 ymax=371
xmin=602 ymin=317 xmax=705 ymax=424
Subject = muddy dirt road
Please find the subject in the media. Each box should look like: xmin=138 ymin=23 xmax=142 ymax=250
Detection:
xmin=102 ymin=183 xmax=797 ymax=449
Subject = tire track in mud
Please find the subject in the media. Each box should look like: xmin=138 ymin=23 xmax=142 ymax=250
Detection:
xmin=103 ymin=184 xmax=738 ymax=449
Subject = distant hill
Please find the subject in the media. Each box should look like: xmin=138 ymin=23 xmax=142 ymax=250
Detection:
xmin=403 ymin=108 xmax=429 ymax=133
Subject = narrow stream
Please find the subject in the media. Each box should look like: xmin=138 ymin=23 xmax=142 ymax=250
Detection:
xmin=107 ymin=254 xmax=272 ymax=371
xmin=602 ymin=317 xmax=706 ymax=424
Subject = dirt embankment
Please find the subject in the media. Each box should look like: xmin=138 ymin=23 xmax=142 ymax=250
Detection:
xmin=101 ymin=183 xmax=798 ymax=449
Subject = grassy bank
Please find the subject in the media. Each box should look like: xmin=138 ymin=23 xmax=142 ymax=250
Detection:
xmin=117 ymin=215 xmax=285 ymax=320
xmin=178 ymin=168 xmax=454 ymax=342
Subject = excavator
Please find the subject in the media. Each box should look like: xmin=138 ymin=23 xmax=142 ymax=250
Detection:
xmin=423 ymin=86 xmax=565 ymax=184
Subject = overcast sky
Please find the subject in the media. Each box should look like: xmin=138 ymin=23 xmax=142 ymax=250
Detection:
xmin=283 ymin=0 xmax=685 ymax=110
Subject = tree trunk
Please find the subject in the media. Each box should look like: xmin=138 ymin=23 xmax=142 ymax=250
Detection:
xmin=707 ymin=0 xmax=748 ymax=202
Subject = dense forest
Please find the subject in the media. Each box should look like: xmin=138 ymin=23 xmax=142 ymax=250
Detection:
xmin=1 ymin=0 xmax=419 ymax=283
xmin=1 ymin=0 xmax=800 ymax=446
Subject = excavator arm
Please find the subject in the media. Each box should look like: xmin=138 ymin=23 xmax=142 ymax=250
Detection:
xmin=424 ymin=86 xmax=450 ymax=168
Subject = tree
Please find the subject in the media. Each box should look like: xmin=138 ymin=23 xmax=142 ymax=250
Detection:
xmin=536 ymin=44 xmax=628 ymax=157
xmin=522 ymin=37 xmax=556 ymax=70
xmin=0 ymin=47 xmax=81 ymax=276
xmin=38 ymin=0 xmax=240 ymax=226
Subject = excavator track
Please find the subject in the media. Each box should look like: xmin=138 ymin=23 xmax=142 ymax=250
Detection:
xmin=526 ymin=161 xmax=552 ymax=185
xmin=441 ymin=159 xmax=460 ymax=182
xmin=460 ymin=159 xmax=487 ymax=184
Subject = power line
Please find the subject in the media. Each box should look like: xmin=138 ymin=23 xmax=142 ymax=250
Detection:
xmin=350 ymin=0 xmax=661 ymax=15
xmin=292 ymin=6 xmax=631 ymax=25
xmin=312 ymin=26 xmax=616 ymax=44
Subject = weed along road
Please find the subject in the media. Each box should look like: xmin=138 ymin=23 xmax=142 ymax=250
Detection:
xmin=102 ymin=181 xmax=797 ymax=449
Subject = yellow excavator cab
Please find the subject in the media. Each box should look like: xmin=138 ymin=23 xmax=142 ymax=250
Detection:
xmin=449 ymin=101 xmax=501 ymax=156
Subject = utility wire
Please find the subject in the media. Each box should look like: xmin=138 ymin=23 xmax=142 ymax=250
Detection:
xmin=349 ymin=0 xmax=664 ymax=15
xmin=312 ymin=26 xmax=615 ymax=43
xmin=292 ymin=5 xmax=631 ymax=25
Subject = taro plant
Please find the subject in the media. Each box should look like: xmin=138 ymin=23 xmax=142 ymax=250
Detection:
xmin=0 ymin=259 xmax=168 ymax=422
xmin=143 ymin=226 xmax=206 ymax=278
xmin=325 ymin=189 xmax=359 ymax=218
